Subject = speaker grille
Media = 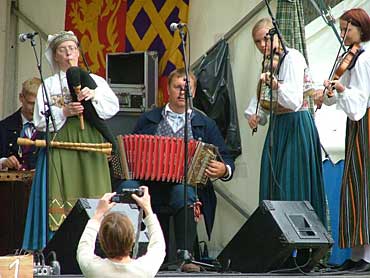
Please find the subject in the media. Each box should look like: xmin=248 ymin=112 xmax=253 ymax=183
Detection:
xmin=217 ymin=200 xmax=333 ymax=273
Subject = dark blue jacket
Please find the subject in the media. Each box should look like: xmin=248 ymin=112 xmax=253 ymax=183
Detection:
xmin=0 ymin=109 xmax=42 ymax=170
xmin=133 ymin=107 xmax=235 ymax=238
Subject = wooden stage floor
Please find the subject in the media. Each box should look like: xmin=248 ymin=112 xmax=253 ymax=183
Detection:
xmin=33 ymin=269 xmax=370 ymax=278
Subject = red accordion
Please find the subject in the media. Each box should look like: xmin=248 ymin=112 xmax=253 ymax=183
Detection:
xmin=112 ymin=135 xmax=218 ymax=186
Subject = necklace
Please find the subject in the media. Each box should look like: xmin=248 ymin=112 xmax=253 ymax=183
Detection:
xmin=58 ymin=71 xmax=69 ymax=106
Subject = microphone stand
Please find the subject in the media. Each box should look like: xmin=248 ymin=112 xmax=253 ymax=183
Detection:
xmin=29 ymin=36 xmax=57 ymax=244
xmin=267 ymin=36 xmax=276 ymax=200
xmin=168 ymin=26 xmax=217 ymax=271
xmin=264 ymin=0 xmax=288 ymax=55
xmin=264 ymin=0 xmax=288 ymax=200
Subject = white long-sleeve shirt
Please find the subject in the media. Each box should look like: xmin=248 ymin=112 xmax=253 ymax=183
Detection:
xmin=323 ymin=41 xmax=370 ymax=121
xmin=77 ymin=213 xmax=166 ymax=278
xmin=244 ymin=47 xmax=307 ymax=124
xmin=34 ymin=71 xmax=119 ymax=132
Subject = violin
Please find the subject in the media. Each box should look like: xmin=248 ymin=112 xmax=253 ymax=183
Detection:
xmin=252 ymin=50 xmax=281 ymax=135
xmin=319 ymin=21 xmax=363 ymax=104
xmin=326 ymin=43 xmax=363 ymax=97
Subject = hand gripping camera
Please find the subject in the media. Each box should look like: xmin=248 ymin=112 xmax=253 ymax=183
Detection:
xmin=111 ymin=188 xmax=144 ymax=204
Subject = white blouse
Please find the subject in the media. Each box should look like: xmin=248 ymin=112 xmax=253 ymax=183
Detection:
xmin=77 ymin=213 xmax=166 ymax=278
xmin=323 ymin=41 xmax=370 ymax=121
xmin=244 ymin=47 xmax=307 ymax=124
xmin=34 ymin=71 xmax=119 ymax=132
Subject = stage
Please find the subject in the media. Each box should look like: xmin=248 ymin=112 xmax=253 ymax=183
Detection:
xmin=32 ymin=269 xmax=370 ymax=278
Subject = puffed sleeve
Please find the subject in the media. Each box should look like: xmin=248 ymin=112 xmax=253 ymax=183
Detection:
xmin=335 ymin=51 xmax=370 ymax=121
xmin=276 ymin=49 xmax=305 ymax=111
xmin=244 ymin=96 xmax=268 ymax=126
xmin=90 ymin=74 xmax=119 ymax=119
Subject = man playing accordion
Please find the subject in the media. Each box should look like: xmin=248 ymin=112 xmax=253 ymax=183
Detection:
xmin=116 ymin=68 xmax=235 ymax=272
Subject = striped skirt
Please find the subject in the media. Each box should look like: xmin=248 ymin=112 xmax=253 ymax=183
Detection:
xmin=259 ymin=111 xmax=328 ymax=228
xmin=339 ymin=107 xmax=370 ymax=248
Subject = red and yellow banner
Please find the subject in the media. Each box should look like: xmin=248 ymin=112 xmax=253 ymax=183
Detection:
xmin=65 ymin=0 xmax=127 ymax=77
xmin=65 ymin=0 xmax=190 ymax=106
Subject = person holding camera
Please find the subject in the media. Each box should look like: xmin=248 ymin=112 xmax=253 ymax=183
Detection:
xmin=76 ymin=186 xmax=166 ymax=278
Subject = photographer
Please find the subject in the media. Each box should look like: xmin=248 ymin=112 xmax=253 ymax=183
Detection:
xmin=76 ymin=186 xmax=166 ymax=278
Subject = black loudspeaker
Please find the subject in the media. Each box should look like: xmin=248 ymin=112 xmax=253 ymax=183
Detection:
xmin=106 ymin=111 xmax=142 ymax=190
xmin=106 ymin=111 xmax=141 ymax=137
xmin=43 ymin=198 xmax=148 ymax=274
xmin=217 ymin=200 xmax=333 ymax=273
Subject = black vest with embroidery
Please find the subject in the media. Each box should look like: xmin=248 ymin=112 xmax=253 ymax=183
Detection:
xmin=155 ymin=110 xmax=194 ymax=139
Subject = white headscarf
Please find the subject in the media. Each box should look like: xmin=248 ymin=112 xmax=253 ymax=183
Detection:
xmin=45 ymin=30 xmax=79 ymax=74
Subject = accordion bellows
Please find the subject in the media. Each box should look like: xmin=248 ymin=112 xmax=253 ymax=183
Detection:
xmin=111 ymin=135 xmax=218 ymax=186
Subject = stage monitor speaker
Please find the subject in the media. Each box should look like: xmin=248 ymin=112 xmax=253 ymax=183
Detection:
xmin=43 ymin=198 xmax=148 ymax=274
xmin=217 ymin=200 xmax=333 ymax=273
xmin=106 ymin=111 xmax=142 ymax=190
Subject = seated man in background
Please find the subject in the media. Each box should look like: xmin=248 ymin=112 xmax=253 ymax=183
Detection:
xmin=116 ymin=68 xmax=235 ymax=272
xmin=0 ymin=77 xmax=42 ymax=255
xmin=77 ymin=186 xmax=166 ymax=278
xmin=0 ymin=77 xmax=42 ymax=170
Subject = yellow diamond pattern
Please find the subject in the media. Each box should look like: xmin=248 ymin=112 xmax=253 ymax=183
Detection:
xmin=126 ymin=0 xmax=189 ymax=75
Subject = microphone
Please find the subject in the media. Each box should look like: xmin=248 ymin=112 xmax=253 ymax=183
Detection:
xmin=19 ymin=32 xmax=38 ymax=42
xmin=170 ymin=22 xmax=186 ymax=32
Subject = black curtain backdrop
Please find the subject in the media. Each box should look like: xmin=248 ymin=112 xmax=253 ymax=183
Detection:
xmin=193 ymin=39 xmax=241 ymax=159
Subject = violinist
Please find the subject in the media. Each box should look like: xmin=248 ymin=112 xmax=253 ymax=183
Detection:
xmin=318 ymin=8 xmax=370 ymax=272
xmin=244 ymin=18 xmax=328 ymax=228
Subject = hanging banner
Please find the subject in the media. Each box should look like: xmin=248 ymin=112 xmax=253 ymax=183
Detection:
xmin=65 ymin=0 xmax=127 ymax=77
xmin=125 ymin=0 xmax=190 ymax=106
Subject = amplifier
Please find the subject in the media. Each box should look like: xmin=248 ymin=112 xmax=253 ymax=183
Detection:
xmin=106 ymin=51 xmax=158 ymax=112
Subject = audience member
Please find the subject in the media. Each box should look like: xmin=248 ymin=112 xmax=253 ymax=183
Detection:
xmin=77 ymin=186 xmax=166 ymax=278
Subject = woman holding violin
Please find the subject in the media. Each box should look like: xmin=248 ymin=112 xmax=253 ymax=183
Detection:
xmin=319 ymin=8 xmax=370 ymax=272
xmin=244 ymin=18 xmax=328 ymax=228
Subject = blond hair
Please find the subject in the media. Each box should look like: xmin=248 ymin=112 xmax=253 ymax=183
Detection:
xmin=167 ymin=68 xmax=197 ymax=87
xmin=21 ymin=77 xmax=41 ymax=97
xmin=252 ymin=18 xmax=273 ymax=38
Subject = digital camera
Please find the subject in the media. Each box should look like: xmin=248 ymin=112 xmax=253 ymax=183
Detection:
xmin=111 ymin=188 xmax=144 ymax=204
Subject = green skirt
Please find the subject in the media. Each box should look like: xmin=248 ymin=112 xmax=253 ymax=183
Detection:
xmin=260 ymin=111 xmax=328 ymax=228
xmin=48 ymin=117 xmax=111 ymax=231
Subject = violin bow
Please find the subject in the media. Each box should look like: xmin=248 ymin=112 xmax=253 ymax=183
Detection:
xmin=252 ymin=36 xmax=269 ymax=135
xmin=325 ymin=21 xmax=351 ymax=96
xmin=316 ymin=21 xmax=351 ymax=111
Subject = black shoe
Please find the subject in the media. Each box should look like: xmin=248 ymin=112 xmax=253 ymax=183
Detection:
xmin=352 ymin=259 xmax=370 ymax=272
xmin=335 ymin=259 xmax=357 ymax=271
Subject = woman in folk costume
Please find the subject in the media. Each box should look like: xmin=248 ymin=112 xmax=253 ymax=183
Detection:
xmin=244 ymin=18 xmax=328 ymax=228
xmin=23 ymin=31 xmax=119 ymax=250
xmin=320 ymin=8 xmax=370 ymax=272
